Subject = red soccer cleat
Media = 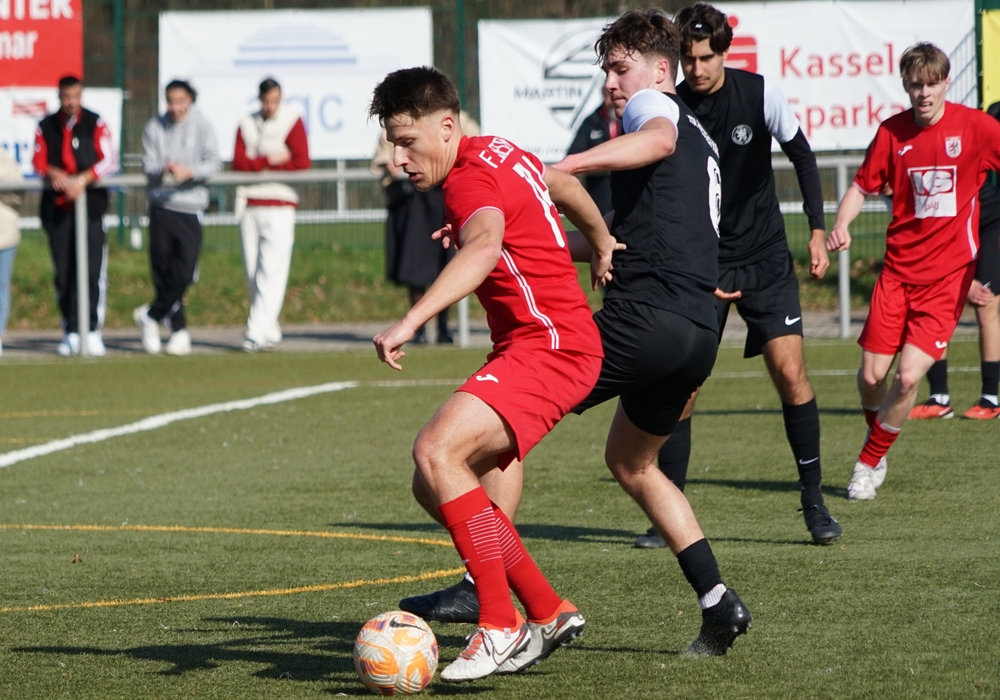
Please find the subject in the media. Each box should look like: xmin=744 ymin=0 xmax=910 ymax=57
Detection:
xmin=962 ymin=399 xmax=1000 ymax=420
xmin=909 ymin=398 xmax=953 ymax=420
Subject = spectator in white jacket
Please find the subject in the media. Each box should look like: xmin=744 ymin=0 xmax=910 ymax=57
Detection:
xmin=232 ymin=77 xmax=310 ymax=352
xmin=0 ymin=147 xmax=23 ymax=357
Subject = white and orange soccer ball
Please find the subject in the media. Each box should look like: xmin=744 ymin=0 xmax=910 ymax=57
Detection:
xmin=353 ymin=611 xmax=438 ymax=695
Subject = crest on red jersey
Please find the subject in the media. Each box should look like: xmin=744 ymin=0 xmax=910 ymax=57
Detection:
xmin=945 ymin=136 xmax=962 ymax=158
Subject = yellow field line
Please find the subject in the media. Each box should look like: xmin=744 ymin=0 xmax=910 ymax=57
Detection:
xmin=0 ymin=523 xmax=454 ymax=548
xmin=0 ymin=567 xmax=467 ymax=614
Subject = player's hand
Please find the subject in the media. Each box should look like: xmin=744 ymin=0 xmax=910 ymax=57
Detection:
xmin=431 ymin=224 xmax=454 ymax=249
xmin=808 ymin=229 xmax=830 ymax=279
xmin=373 ymin=320 xmax=418 ymax=371
xmin=590 ymin=239 xmax=626 ymax=289
xmin=267 ymin=149 xmax=292 ymax=167
xmin=967 ymin=279 xmax=995 ymax=307
xmin=714 ymin=288 xmax=741 ymax=301
xmin=826 ymin=226 xmax=851 ymax=252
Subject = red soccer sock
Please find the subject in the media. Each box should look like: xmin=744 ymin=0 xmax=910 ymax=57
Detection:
xmin=438 ymin=488 xmax=517 ymax=629
xmin=492 ymin=502 xmax=562 ymax=622
xmin=858 ymin=421 xmax=900 ymax=468
xmin=863 ymin=408 xmax=879 ymax=429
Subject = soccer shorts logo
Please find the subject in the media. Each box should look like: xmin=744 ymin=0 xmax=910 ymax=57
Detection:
xmin=908 ymin=166 xmax=957 ymax=219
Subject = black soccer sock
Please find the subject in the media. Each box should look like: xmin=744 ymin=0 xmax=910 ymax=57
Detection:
xmin=782 ymin=399 xmax=824 ymax=508
xmin=676 ymin=538 xmax=724 ymax=599
xmin=657 ymin=417 xmax=691 ymax=493
xmin=982 ymin=361 xmax=1000 ymax=403
xmin=927 ymin=359 xmax=949 ymax=399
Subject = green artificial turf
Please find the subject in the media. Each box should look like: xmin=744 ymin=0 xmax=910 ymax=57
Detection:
xmin=1 ymin=341 xmax=997 ymax=698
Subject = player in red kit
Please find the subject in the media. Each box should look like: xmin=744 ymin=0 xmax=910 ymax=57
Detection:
xmin=827 ymin=43 xmax=1000 ymax=500
xmin=369 ymin=66 xmax=618 ymax=682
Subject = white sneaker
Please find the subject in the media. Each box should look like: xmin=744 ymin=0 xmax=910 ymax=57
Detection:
xmin=441 ymin=622 xmax=531 ymax=683
xmin=58 ymin=332 xmax=81 ymax=357
xmin=165 ymin=329 xmax=191 ymax=356
xmin=496 ymin=602 xmax=584 ymax=674
xmin=847 ymin=461 xmax=877 ymax=500
xmin=133 ymin=305 xmax=161 ymax=355
xmin=86 ymin=331 xmax=106 ymax=357
xmin=871 ymin=456 xmax=887 ymax=489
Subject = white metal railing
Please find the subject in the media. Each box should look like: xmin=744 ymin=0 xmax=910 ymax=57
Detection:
xmin=0 ymin=156 xmax=868 ymax=355
xmin=773 ymin=154 xmax=866 ymax=338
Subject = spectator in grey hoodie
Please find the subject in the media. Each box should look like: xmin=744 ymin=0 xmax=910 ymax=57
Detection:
xmin=135 ymin=79 xmax=220 ymax=356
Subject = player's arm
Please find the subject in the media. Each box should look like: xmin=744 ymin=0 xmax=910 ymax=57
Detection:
xmin=374 ymin=209 xmax=504 ymax=370
xmin=765 ymin=78 xmax=828 ymax=278
xmin=553 ymin=118 xmax=676 ymax=175
xmin=827 ymin=185 xmax=866 ymax=252
xmin=543 ymin=166 xmax=622 ymax=288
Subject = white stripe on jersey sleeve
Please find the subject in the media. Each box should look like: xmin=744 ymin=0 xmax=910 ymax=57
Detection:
xmin=763 ymin=77 xmax=801 ymax=144
xmin=622 ymin=89 xmax=680 ymax=134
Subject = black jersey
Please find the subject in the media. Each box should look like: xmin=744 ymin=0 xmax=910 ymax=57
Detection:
xmin=567 ymin=105 xmax=618 ymax=215
xmin=604 ymin=92 xmax=721 ymax=334
xmin=677 ymin=69 xmax=792 ymax=269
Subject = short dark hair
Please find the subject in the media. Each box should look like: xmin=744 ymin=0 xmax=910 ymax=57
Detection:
xmin=369 ymin=66 xmax=460 ymax=125
xmin=259 ymin=77 xmax=281 ymax=96
xmin=165 ymin=79 xmax=197 ymax=102
xmin=595 ymin=10 xmax=681 ymax=76
xmin=675 ymin=3 xmax=733 ymax=55
xmin=58 ymin=75 xmax=82 ymax=91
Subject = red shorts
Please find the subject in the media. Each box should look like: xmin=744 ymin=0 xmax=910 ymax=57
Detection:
xmin=859 ymin=264 xmax=976 ymax=361
xmin=457 ymin=344 xmax=602 ymax=469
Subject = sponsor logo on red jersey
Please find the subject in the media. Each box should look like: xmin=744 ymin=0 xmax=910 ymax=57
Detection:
xmin=908 ymin=166 xmax=957 ymax=218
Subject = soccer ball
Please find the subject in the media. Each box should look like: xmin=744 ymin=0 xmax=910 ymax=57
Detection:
xmin=353 ymin=611 xmax=438 ymax=695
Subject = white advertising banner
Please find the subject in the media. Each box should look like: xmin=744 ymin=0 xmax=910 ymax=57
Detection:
xmin=159 ymin=8 xmax=433 ymax=161
xmin=478 ymin=1 xmax=974 ymax=158
xmin=0 ymin=87 xmax=123 ymax=177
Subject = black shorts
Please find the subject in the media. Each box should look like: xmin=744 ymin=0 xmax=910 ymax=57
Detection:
xmin=718 ymin=250 xmax=802 ymax=358
xmin=976 ymin=183 xmax=1000 ymax=289
xmin=573 ymin=299 xmax=719 ymax=436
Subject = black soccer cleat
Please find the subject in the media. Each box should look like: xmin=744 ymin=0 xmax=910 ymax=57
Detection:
xmin=686 ymin=589 xmax=752 ymax=656
xmin=399 ymin=576 xmax=480 ymax=624
xmin=802 ymin=503 xmax=842 ymax=545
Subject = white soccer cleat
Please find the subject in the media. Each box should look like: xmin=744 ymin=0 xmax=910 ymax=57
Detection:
xmin=496 ymin=601 xmax=584 ymax=674
xmin=86 ymin=331 xmax=106 ymax=357
xmin=870 ymin=456 xmax=887 ymax=489
xmin=166 ymin=329 xmax=192 ymax=356
xmin=57 ymin=332 xmax=81 ymax=357
xmin=847 ymin=461 xmax=878 ymax=501
xmin=133 ymin=305 xmax=161 ymax=355
xmin=440 ymin=622 xmax=531 ymax=683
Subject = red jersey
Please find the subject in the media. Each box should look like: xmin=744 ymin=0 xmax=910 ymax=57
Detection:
xmin=443 ymin=135 xmax=602 ymax=357
xmin=854 ymin=102 xmax=1000 ymax=284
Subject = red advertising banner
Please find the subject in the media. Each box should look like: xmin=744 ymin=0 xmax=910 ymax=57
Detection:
xmin=0 ymin=0 xmax=83 ymax=87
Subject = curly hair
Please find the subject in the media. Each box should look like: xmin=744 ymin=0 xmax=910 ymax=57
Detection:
xmin=675 ymin=3 xmax=733 ymax=54
xmin=368 ymin=66 xmax=460 ymax=125
xmin=595 ymin=9 xmax=681 ymax=71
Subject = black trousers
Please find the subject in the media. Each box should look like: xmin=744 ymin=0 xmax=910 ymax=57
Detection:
xmin=43 ymin=205 xmax=106 ymax=334
xmin=148 ymin=205 xmax=202 ymax=331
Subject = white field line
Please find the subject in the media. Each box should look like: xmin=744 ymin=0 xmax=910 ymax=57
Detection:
xmin=0 ymin=381 xmax=362 ymax=469
xmin=0 ymin=368 xmax=982 ymax=469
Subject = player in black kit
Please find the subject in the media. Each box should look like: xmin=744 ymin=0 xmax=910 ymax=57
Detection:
xmin=632 ymin=3 xmax=841 ymax=549
xmin=400 ymin=10 xmax=751 ymax=658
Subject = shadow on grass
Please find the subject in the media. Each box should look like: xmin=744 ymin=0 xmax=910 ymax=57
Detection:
xmin=14 ymin=616 xmax=479 ymax=695
xmin=333 ymin=521 xmax=637 ymax=544
xmin=691 ymin=407 xmax=861 ymax=416
xmin=687 ymin=478 xmax=849 ymax=499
